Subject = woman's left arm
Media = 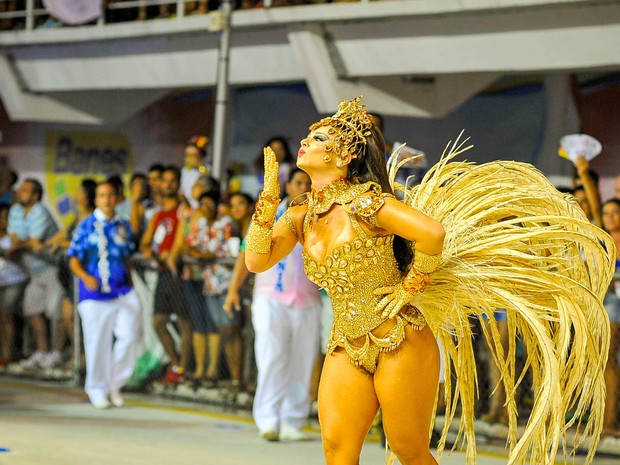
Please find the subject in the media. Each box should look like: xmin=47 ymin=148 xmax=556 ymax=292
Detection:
xmin=374 ymin=197 xmax=445 ymax=319
xmin=376 ymin=197 xmax=445 ymax=255
xmin=244 ymin=210 xmax=300 ymax=273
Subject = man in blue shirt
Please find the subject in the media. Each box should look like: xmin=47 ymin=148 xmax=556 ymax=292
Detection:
xmin=68 ymin=181 xmax=142 ymax=409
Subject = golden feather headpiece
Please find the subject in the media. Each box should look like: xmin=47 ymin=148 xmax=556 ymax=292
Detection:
xmin=309 ymin=96 xmax=373 ymax=160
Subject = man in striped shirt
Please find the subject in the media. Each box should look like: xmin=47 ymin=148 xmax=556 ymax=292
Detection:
xmin=7 ymin=178 xmax=64 ymax=369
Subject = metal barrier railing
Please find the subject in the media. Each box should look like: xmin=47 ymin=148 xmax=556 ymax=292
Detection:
xmin=2 ymin=248 xmax=237 ymax=384
xmin=0 ymin=0 xmax=197 ymax=30
xmin=1 ymin=245 xmax=528 ymax=403
xmin=0 ymin=0 xmax=368 ymax=31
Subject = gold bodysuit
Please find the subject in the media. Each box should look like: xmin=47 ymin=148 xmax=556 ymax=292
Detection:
xmin=293 ymin=180 xmax=426 ymax=374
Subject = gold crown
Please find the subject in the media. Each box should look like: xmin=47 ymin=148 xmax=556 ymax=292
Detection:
xmin=309 ymin=96 xmax=373 ymax=159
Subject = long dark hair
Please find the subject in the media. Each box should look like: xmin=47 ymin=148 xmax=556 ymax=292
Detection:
xmin=602 ymin=198 xmax=620 ymax=233
xmin=347 ymin=123 xmax=412 ymax=272
xmin=254 ymin=136 xmax=294 ymax=172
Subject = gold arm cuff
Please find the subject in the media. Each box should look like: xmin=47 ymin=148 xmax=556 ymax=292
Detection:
xmin=246 ymin=222 xmax=273 ymax=254
xmin=413 ymin=249 xmax=441 ymax=274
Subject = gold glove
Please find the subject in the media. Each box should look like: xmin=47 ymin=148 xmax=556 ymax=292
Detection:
xmin=262 ymin=146 xmax=280 ymax=199
xmin=246 ymin=147 xmax=281 ymax=254
xmin=373 ymin=250 xmax=440 ymax=319
xmin=246 ymin=220 xmax=274 ymax=254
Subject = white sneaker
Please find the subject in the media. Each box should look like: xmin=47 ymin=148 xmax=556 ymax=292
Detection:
xmin=109 ymin=391 xmax=124 ymax=408
xmin=40 ymin=351 xmax=63 ymax=369
xmin=259 ymin=429 xmax=279 ymax=442
xmin=19 ymin=351 xmax=46 ymax=369
xmin=280 ymin=424 xmax=308 ymax=441
xmin=91 ymin=398 xmax=111 ymax=409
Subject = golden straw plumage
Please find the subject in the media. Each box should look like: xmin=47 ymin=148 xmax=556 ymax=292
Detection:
xmin=388 ymin=134 xmax=616 ymax=465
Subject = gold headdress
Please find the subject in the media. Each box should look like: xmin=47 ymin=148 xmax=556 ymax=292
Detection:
xmin=309 ymin=96 xmax=373 ymax=160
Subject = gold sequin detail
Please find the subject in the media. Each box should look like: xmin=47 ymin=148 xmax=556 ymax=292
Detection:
xmin=306 ymin=179 xmax=381 ymax=214
xmin=302 ymin=179 xmax=392 ymax=234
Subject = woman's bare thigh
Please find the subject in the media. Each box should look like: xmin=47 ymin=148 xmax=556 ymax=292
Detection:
xmin=318 ymin=348 xmax=380 ymax=463
xmin=374 ymin=325 xmax=440 ymax=455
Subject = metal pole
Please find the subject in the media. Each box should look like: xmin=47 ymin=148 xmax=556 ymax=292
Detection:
xmin=72 ymin=275 xmax=82 ymax=387
xmin=25 ymin=0 xmax=34 ymax=31
xmin=210 ymin=0 xmax=233 ymax=181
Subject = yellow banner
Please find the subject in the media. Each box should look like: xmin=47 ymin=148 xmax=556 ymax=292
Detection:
xmin=45 ymin=131 xmax=134 ymax=227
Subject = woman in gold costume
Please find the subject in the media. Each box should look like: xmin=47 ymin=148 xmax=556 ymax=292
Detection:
xmin=245 ymin=96 xmax=616 ymax=465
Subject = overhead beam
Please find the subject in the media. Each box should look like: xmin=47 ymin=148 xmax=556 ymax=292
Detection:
xmin=287 ymin=26 xmax=501 ymax=117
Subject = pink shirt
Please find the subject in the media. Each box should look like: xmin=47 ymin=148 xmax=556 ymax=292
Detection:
xmin=252 ymin=229 xmax=321 ymax=309
xmin=253 ymin=243 xmax=320 ymax=308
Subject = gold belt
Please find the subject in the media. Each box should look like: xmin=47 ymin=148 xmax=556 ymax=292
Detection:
xmin=327 ymin=306 xmax=426 ymax=374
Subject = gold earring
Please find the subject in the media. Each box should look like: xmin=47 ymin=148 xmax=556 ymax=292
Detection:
xmin=323 ymin=154 xmax=332 ymax=163
xmin=336 ymin=160 xmax=342 ymax=168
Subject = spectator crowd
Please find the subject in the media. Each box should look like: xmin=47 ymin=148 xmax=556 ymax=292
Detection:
xmin=0 ymin=135 xmax=327 ymax=442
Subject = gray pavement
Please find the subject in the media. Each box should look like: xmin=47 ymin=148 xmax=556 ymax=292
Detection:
xmin=0 ymin=377 xmax=617 ymax=465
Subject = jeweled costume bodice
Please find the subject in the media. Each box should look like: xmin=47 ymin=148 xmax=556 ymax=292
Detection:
xmin=295 ymin=179 xmax=425 ymax=373
xmin=303 ymin=235 xmax=399 ymax=338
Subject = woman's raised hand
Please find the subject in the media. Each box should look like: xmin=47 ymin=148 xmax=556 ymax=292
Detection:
xmin=262 ymin=146 xmax=280 ymax=199
xmin=244 ymin=146 xmax=281 ymax=255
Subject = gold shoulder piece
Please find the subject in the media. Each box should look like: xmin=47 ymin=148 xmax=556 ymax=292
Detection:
xmin=343 ymin=182 xmax=385 ymax=222
xmin=278 ymin=209 xmax=298 ymax=240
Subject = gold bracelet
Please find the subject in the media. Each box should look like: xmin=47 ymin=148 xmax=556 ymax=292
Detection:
xmin=413 ymin=249 xmax=441 ymax=274
xmin=252 ymin=192 xmax=280 ymax=229
xmin=402 ymin=266 xmax=431 ymax=295
xmin=245 ymin=221 xmax=273 ymax=254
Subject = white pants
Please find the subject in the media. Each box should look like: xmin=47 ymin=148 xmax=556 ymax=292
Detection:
xmin=77 ymin=290 xmax=142 ymax=403
xmin=252 ymin=296 xmax=321 ymax=432
xmin=320 ymin=293 xmax=334 ymax=356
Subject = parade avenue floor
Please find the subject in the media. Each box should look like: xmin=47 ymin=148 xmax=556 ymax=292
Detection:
xmin=1 ymin=376 xmax=618 ymax=465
